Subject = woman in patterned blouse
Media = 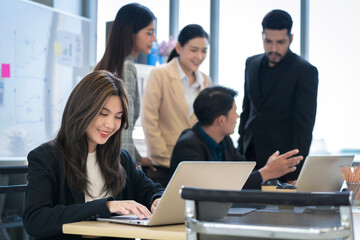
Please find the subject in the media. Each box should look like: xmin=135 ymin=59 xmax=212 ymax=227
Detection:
xmin=95 ymin=3 xmax=156 ymax=168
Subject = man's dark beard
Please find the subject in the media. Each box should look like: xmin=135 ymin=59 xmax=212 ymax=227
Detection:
xmin=266 ymin=51 xmax=281 ymax=58
xmin=266 ymin=51 xmax=282 ymax=65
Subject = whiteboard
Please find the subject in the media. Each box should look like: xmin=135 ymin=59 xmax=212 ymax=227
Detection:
xmin=0 ymin=0 xmax=94 ymax=157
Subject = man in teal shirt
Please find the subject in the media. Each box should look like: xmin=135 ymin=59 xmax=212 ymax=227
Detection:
xmin=170 ymin=86 xmax=303 ymax=189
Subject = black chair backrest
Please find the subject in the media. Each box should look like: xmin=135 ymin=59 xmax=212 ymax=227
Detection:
xmin=181 ymin=186 xmax=352 ymax=206
xmin=0 ymin=165 xmax=28 ymax=194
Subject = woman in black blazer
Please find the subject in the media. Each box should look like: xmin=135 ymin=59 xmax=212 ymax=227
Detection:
xmin=23 ymin=70 xmax=163 ymax=240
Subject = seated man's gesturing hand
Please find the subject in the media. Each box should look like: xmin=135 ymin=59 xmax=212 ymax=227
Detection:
xmin=259 ymin=149 xmax=303 ymax=182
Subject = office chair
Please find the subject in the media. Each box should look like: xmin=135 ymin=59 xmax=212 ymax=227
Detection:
xmin=0 ymin=165 xmax=28 ymax=240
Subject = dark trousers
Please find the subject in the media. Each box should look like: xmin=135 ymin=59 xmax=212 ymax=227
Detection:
xmin=244 ymin=141 xmax=258 ymax=167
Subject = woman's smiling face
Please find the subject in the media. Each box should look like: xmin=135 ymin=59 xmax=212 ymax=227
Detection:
xmin=86 ymin=95 xmax=123 ymax=153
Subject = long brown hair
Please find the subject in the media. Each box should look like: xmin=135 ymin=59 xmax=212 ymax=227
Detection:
xmin=55 ymin=70 xmax=129 ymax=196
xmin=94 ymin=3 xmax=155 ymax=77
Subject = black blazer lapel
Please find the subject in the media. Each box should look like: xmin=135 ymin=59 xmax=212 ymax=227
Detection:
xmin=247 ymin=56 xmax=263 ymax=108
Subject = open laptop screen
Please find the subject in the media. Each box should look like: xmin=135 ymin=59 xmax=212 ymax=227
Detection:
xmin=295 ymin=155 xmax=354 ymax=192
xmin=97 ymin=161 xmax=256 ymax=226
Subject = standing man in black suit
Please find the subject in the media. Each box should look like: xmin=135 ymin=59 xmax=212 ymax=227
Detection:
xmin=238 ymin=9 xmax=318 ymax=183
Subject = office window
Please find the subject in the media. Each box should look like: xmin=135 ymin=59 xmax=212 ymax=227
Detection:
xmin=97 ymin=0 xmax=169 ymax=62
xmin=178 ymin=0 xmax=210 ymax=75
xmin=218 ymin=0 xmax=301 ymax=145
xmin=30 ymin=0 xmax=89 ymax=17
xmin=309 ymin=0 xmax=360 ymax=156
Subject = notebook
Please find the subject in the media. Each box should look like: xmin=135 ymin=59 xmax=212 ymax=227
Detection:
xmin=97 ymin=161 xmax=256 ymax=226
xmin=295 ymin=155 xmax=354 ymax=192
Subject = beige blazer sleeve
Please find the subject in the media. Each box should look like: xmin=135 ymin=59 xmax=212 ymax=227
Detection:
xmin=141 ymin=59 xmax=211 ymax=168
xmin=141 ymin=66 xmax=169 ymax=167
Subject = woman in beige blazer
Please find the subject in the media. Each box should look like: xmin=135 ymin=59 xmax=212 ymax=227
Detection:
xmin=141 ymin=24 xmax=211 ymax=187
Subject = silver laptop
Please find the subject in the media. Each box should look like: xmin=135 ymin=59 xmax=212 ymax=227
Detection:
xmin=97 ymin=161 xmax=255 ymax=226
xmin=295 ymin=155 xmax=354 ymax=192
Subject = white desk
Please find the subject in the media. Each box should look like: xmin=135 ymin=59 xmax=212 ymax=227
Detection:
xmin=63 ymin=221 xmax=185 ymax=240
